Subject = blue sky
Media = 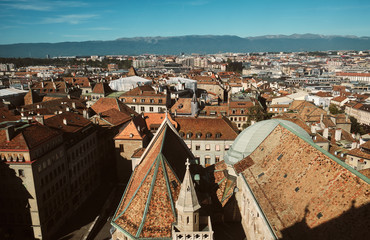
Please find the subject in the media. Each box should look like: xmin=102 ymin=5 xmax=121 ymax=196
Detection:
xmin=0 ymin=0 xmax=369 ymax=44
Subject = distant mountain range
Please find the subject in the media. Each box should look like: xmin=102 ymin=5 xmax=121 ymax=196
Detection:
xmin=1 ymin=34 xmax=370 ymax=58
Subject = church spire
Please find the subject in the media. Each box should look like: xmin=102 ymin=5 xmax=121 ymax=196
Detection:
xmin=176 ymin=158 xmax=201 ymax=232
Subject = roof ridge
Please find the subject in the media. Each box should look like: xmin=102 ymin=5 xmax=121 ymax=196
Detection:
xmin=136 ymin=155 xmax=161 ymax=237
xmin=113 ymin=155 xmax=158 ymax=221
xmin=161 ymin=155 xmax=178 ymax=218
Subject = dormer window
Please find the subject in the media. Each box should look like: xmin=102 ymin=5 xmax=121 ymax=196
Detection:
xmin=121 ymin=98 xmax=125 ymax=102
xmin=179 ymin=131 xmax=185 ymax=138
xmin=133 ymin=98 xmax=136 ymax=103
xmin=206 ymin=132 xmax=212 ymax=138
xmin=186 ymin=132 xmax=192 ymax=139
xmin=196 ymin=132 xmax=202 ymax=139
xmin=141 ymin=99 xmax=145 ymax=103
xmin=130 ymin=133 xmax=134 ymax=138
xmin=215 ymin=132 xmax=222 ymax=138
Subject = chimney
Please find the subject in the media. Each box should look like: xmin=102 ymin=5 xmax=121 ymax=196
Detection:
xmin=83 ymin=109 xmax=90 ymax=119
xmin=335 ymin=129 xmax=342 ymax=141
xmin=5 ymin=125 xmax=15 ymax=141
xmin=72 ymin=102 xmax=76 ymax=109
xmin=323 ymin=128 xmax=329 ymax=139
xmin=63 ymin=118 xmax=67 ymax=125
xmin=67 ymin=94 xmax=71 ymax=99
xmin=35 ymin=115 xmax=45 ymax=125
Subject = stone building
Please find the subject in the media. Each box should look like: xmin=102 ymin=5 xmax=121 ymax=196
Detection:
xmin=119 ymin=85 xmax=170 ymax=114
xmin=176 ymin=117 xmax=238 ymax=166
xmin=0 ymin=122 xmax=67 ymax=239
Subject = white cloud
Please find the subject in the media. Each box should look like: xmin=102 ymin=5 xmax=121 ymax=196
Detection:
xmin=0 ymin=0 xmax=87 ymax=11
xmin=42 ymin=14 xmax=98 ymax=24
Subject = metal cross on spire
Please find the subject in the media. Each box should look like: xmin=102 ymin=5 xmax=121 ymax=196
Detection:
xmin=185 ymin=158 xmax=190 ymax=170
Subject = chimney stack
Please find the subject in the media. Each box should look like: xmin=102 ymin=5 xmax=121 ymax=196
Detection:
xmin=335 ymin=129 xmax=342 ymax=142
xmin=5 ymin=125 xmax=15 ymax=141
xmin=323 ymin=128 xmax=329 ymax=139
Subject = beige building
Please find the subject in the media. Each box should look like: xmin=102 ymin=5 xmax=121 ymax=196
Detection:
xmin=0 ymin=122 xmax=67 ymax=239
xmin=175 ymin=117 xmax=238 ymax=166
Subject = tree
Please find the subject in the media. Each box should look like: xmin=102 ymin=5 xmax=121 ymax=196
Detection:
xmin=329 ymin=104 xmax=343 ymax=115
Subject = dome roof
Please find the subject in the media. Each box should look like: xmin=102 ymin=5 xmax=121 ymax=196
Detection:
xmin=224 ymin=119 xmax=312 ymax=165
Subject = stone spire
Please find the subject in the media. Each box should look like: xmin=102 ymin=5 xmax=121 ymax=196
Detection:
xmin=176 ymin=158 xmax=201 ymax=232
xmin=190 ymin=92 xmax=199 ymax=117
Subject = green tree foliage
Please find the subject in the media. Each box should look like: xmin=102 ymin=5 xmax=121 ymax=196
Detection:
xmin=350 ymin=117 xmax=369 ymax=135
xmin=226 ymin=61 xmax=243 ymax=73
xmin=0 ymin=57 xmax=132 ymax=69
xmin=329 ymin=104 xmax=344 ymax=115
xmin=243 ymin=105 xmax=267 ymax=129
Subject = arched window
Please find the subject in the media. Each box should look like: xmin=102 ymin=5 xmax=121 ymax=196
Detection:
xmin=187 ymin=216 xmax=190 ymax=224
xmin=179 ymin=131 xmax=185 ymax=138
xmin=215 ymin=132 xmax=222 ymax=138
xmin=186 ymin=132 xmax=193 ymax=139
xmin=206 ymin=132 xmax=212 ymax=138
xmin=195 ymin=132 xmax=202 ymax=139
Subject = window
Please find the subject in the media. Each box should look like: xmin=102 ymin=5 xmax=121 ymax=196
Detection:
xmin=121 ymin=98 xmax=125 ymax=102
xmin=150 ymin=99 xmax=154 ymax=103
xmin=141 ymin=107 xmax=145 ymax=112
xmin=206 ymin=132 xmax=212 ymax=138
xmin=225 ymin=144 xmax=230 ymax=150
xmin=232 ymin=109 xmax=236 ymax=114
xmin=131 ymin=106 xmax=136 ymax=111
xmin=215 ymin=132 xmax=221 ymax=138
xmin=196 ymin=132 xmax=202 ymax=138
xmin=215 ymin=156 xmax=220 ymax=163
xmin=205 ymin=144 xmax=210 ymax=151
xmin=158 ymin=99 xmax=163 ymax=104
xmin=133 ymin=98 xmax=136 ymax=103
xmin=186 ymin=132 xmax=192 ymax=139
xmin=241 ymin=109 xmax=244 ymax=114
xmin=179 ymin=131 xmax=185 ymax=138
xmin=195 ymin=145 xmax=200 ymax=150
xmin=141 ymin=99 xmax=145 ymax=103
xmin=18 ymin=169 xmax=25 ymax=177
xmin=119 ymin=144 xmax=124 ymax=152
xmin=215 ymin=145 xmax=220 ymax=151
xmin=187 ymin=144 xmax=191 ymax=149
xmin=149 ymin=107 xmax=154 ymax=112
xmin=205 ymin=156 xmax=211 ymax=166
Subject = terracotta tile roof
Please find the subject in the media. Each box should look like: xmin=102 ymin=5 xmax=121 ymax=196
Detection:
xmin=238 ymin=124 xmax=370 ymax=239
xmin=143 ymin=112 xmax=178 ymax=129
xmin=0 ymin=108 xmax=20 ymax=123
xmin=64 ymin=77 xmax=91 ymax=88
xmin=0 ymin=123 xmax=61 ymax=151
xmin=131 ymin=147 xmax=146 ymax=158
xmin=91 ymin=97 xmax=137 ymax=116
xmin=92 ymin=82 xmax=113 ymax=94
xmin=114 ymin=117 xmax=147 ymax=140
xmin=346 ymin=148 xmax=370 ymax=160
xmin=44 ymin=112 xmax=91 ymax=134
xmin=24 ymin=89 xmax=43 ymax=105
xmin=331 ymin=96 xmax=347 ymax=103
xmin=359 ymin=168 xmax=370 ymax=178
xmin=175 ymin=117 xmax=238 ymax=140
xmin=213 ymin=161 xmax=236 ymax=207
xmin=96 ymin=108 xmax=132 ymax=126
xmin=21 ymin=97 xmax=86 ymax=116
xmin=112 ymin=118 xmax=194 ymax=238
xmin=315 ymin=91 xmax=332 ymax=97
xmin=171 ymin=98 xmax=192 ymax=115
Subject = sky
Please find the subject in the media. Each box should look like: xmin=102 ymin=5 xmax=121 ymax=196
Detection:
xmin=0 ymin=0 xmax=370 ymax=44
